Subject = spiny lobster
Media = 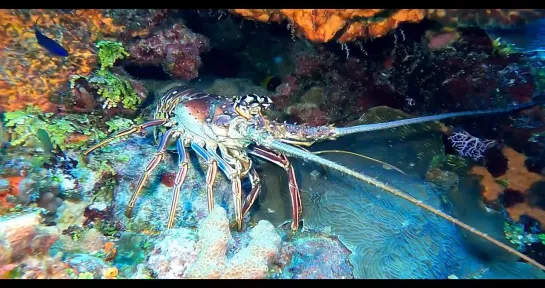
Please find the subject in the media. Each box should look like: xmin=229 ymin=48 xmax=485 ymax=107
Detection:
xmin=84 ymin=85 xmax=545 ymax=272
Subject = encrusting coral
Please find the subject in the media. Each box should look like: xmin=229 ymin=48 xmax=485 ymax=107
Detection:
xmin=127 ymin=23 xmax=210 ymax=81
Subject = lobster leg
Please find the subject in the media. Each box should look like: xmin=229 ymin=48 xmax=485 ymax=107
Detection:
xmin=249 ymin=146 xmax=302 ymax=231
xmin=242 ymin=168 xmax=262 ymax=216
xmin=197 ymin=145 xmax=246 ymax=230
xmin=84 ymin=119 xmax=167 ymax=156
xmin=231 ymin=174 xmax=244 ymax=231
xmin=190 ymin=142 xmax=219 ymax=212
xmin=125 ymin=128 xmax=176 ymax=218
xmin=167 ymin=138 xmax=189 ymax=229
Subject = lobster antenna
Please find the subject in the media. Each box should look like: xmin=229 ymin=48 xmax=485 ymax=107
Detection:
xmin=293 ymin=147 xmax=406 ymax=175
xmin=312 ymin=150 xmax=406 ymax=175
xmin=266 ymin=139 xmax=545 ymax=272
xmin=334 ymin=100 xmax=545 ymax=137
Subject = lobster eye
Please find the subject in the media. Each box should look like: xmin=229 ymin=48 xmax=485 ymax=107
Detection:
xmin=242 ymin=94 xmax=273 ymax=110
xmin=233 ymin=94 xmax=275 ymax=119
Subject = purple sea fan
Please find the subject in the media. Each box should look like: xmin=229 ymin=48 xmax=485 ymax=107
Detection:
xmin=449 ymin=129 xmax=496 ymax=161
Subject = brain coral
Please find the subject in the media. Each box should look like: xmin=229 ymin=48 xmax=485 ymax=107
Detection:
xmin=299 ymin=163 xmax=462 ymax=278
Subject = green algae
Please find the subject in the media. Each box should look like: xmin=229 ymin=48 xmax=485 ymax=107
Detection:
xmin=96 ymin=40 xmax=130 ymax=71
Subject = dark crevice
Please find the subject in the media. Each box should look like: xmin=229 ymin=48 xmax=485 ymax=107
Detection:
xmin=124 ymin=64 xmax=171 ymax=81
xmin=200 ymin=48 xmax=242 ymax=78
xmin=484 ymin=147 xmax=509 ymax=177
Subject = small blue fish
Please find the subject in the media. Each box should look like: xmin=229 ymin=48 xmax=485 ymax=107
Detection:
xmin=34 ymin=16 xmax=68 ymax=57
xmin=485 ymin=19 xmax=545 ymax=56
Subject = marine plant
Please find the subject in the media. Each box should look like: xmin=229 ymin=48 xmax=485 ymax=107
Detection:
xmin=70 ymin=40 xmax=141 ymax=111
xmin=3 ymin=106 xmax=79 ymax=150
xmin=531 ymin=63 xmax=545 ymax=94
xmin=77 ymin=272 xmax=95 ymax=279
xmin=503 ymin=220 xmax=545 ymax=252
xmin=491 ymin=37 xmax=516 ymax=56
xmin=2 ymin=107 xmax=139 ymax=153
xmin=87 ymin=70 xmax=141 ymax=110
xmin=96 ymin=40 xmax=130 ymax=71
xmin=105 ymin=116 xmax=141 ymax=133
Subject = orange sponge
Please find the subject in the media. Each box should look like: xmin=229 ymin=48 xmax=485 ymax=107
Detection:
xmin=229 ymin=9 xmax=545 ymax=43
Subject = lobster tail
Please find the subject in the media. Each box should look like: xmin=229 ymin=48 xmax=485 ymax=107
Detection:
xmin=265 ymin=139 xmax=545 ymax=272
xmin=333 ymin=100 xmax=545 ymax=137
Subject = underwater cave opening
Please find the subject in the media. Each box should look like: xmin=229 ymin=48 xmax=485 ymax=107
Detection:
xmin=200 ymin=48 xmax=242 ymax=78
xmin=123 ymin=64 xmax=171 ymax=81
xmin=526 ymin=156 xmax=545 ymax=175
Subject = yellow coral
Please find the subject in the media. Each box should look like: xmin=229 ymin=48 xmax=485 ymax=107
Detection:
xmin=102 ymin=267 xmax=118 ymax=279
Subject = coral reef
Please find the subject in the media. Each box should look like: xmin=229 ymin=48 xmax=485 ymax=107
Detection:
xmin=427 ymin=9 xmax=545 ymax=28
xmin=230 ymin=9 xmax=424 ymax=42
xmin=3 ymin=8 xmax=545 ymax=280
xmin=127 ymin=23 xmax=210 ymax=80
xmin=0 ymin=10 xmax=120 ymax=112
xmin=0 ymin=9 xmax=172 ymax=113
xmin=262 ymin=18 xmax=539 ymax=131
xmin=146 ymin=206 xmax=281 ymax=279
xmin=268 ymin=49 xmax=379 ymax=126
